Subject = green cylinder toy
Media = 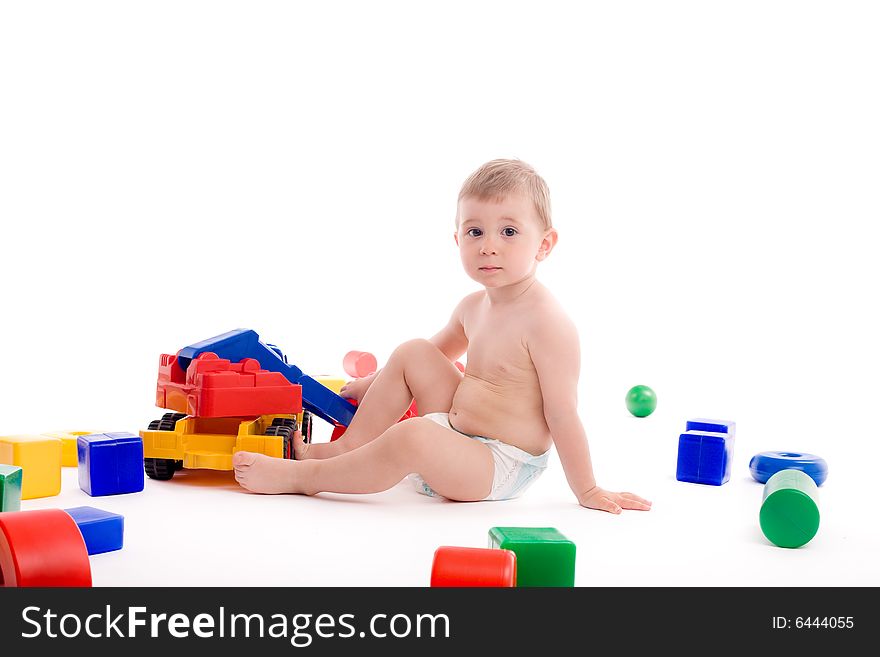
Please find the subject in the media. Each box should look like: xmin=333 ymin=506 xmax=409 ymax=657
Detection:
xmin=759 ymin=468 xmax=820 ymax=548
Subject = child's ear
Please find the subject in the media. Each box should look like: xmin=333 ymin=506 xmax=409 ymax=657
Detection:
xmin=536 ymin=228 xmax=558 ymax=261
xmin=454 ymin=231 xmax=460 ymax=247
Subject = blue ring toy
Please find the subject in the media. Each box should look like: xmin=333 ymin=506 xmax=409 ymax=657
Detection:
xmin=749 ymin=451 xmax=828 ymax=486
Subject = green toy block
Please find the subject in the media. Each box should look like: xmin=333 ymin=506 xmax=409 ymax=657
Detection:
xmin=0 ymin=464 xmax=23 ymax=512
xmin=488 ymin=526 xmax=576 ymax=587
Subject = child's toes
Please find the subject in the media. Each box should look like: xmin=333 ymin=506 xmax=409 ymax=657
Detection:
xmin=293 ymin=431 xmax=308 ymax=459
xmin=233 ymin=450 xmax=257 ymax=468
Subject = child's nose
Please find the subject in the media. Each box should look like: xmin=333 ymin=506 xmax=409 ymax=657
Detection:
xmin=480 ymin=239 xmax=498 ymax=255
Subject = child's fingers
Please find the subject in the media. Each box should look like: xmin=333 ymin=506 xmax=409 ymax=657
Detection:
xmin=618 ymin=493 xmax=652 ymax=510
xmin=596 ymin=496 xmax=622 ymax=514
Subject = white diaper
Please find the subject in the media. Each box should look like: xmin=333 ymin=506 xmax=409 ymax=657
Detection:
xmin=408 ymin=412 xmax=550 ymax=501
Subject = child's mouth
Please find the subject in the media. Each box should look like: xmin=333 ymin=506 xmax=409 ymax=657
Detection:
xmin=479 ymin=267 xmax=501 ymax=271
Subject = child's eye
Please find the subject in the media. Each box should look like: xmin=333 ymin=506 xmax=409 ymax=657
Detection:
xmin=502 ymin=227 xmax=517 ymax=237
xmin=466 ymin=228 xmax=483 ymax=237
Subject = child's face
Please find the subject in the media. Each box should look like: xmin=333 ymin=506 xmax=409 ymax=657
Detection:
xmin=455 ymin=194 xmax=556 ymax=289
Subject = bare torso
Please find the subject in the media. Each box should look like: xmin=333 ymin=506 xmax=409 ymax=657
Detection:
xmin=448 ymin=283 xmax=559 ymax=456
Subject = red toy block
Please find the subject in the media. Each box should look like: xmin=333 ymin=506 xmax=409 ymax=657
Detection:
xmin=0 ymin=508 xmax=92 ymax=587
xmin=430 ymin=546 xmax=516 ymax=587
xmin=343 ymin=351 xmax=378 ymax=378
xmin=156 ymin=352 xmax=302 ymax=418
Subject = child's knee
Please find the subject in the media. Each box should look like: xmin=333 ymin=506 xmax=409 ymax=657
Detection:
xmin=392 ymin=338 xmax=439 ymax=363
xmin=386 ymin=419 xmax=433 ymax=460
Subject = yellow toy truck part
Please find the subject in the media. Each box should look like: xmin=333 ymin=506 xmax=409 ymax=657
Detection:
xmin=140 ymin=412 xmax=302 ymax=480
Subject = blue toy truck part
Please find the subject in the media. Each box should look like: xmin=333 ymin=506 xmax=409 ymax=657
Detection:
xmin=749 ymin=451 xmax=828 ymax=486
xmin=64 ymin=506 xmax=124 ymax=555
xmin=176 ymin=329 xmax=356 ymax=427
xmin=77 ymin=432 xmax=145 ymax=496
xmin=676 ymin=430 xmax=734 ymax=486
xmin=177 ymin=329 xmax=302 ymax=379
xmin=686 ymin=418 xmax=736 ymax=438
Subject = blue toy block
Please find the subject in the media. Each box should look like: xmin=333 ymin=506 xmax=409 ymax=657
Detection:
xmin=676 ymin=430 xmax=734 ymax=485
xmin=686 ymin=418 xmax=736 ymax=438
xmin=176 ymin=329 xmax=356 ymax=427
xmin=77 ymin=432 xmax=145 ymax=496
xmin=64 ymin=506 xmax=124 ymax=555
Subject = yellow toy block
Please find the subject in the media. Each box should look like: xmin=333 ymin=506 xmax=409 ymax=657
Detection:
xmin=0 ymin=434 xmax=63 ymax=499
xmin=314 ymin=375 xmax=346 ymax=395
xmin=41 ymin=431 xmax=98 ymax=467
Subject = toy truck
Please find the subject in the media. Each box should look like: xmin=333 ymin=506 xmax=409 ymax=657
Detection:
xmin=175 ymin=329 xmax=356 ymax=428
xmin=141 ymin=351 xmax=305 ymax=480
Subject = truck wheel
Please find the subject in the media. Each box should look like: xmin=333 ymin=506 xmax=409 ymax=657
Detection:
xmin=265 ymin=425 xmax=294 ymax=460
xmin=269 ymin=415 xmax=309 ymax=442
xmin=147 ymin=412 xmax=186 ymax=432
xmin=144 ymin=458 xmax=177 ymax=480
xmin=301 ymin=411 xmax=313 ymax=444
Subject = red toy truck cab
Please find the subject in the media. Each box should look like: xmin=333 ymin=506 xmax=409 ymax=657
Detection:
xmin=141 ymin=352 xmax=306 ymax=480
xmin=155 ymin=352 xmax=302 ymax=418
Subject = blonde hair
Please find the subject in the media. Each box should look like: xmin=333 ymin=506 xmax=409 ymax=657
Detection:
xmin=457 ymin=158 xmax=552 ymax=230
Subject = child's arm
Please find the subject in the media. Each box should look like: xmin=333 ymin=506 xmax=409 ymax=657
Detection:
xmin=428 ymin=293 xmax=473 ymax=362
xmin=529 ymin=314 xmax=651 ymax=514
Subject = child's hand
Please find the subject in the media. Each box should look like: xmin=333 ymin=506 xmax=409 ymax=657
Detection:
xmin=579 ymin=486 xmax=652 ymax=514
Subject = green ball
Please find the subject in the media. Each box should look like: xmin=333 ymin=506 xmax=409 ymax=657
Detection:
xmin=625 ymin=385 xmax=657 ymax=417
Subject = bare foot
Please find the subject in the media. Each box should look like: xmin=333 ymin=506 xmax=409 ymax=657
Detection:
xmin=233 ymin=451 xmax=312 ymax=495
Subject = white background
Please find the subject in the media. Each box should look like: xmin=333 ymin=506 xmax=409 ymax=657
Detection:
xmin=1 ymin=1 xmax=878 ymax=587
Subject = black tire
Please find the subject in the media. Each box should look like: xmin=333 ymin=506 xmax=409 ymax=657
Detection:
xmin=159 ymin=412 xmax=186 ymax=431
xmin=301 ymin=411 xmax=313 ymax=444
xmin=144 ymin=457 xmax=177 ymax=480
xmin=147 ymin=412 xmax=186 ymax=432
xmin=265 ymin=424 xmax=295 ymax=460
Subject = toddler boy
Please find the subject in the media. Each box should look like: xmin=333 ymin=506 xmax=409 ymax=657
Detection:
xmin=233 ymin=159 xmax=651 ymax=513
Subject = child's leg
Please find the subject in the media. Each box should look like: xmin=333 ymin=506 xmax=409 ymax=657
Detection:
xmin=235 ymin=417 xmax=494 ymax=501
xmin=297 ymin=339 xmax=462 ymax=459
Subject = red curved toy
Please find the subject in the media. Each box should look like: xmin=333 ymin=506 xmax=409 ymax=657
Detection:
xmin=343 ymin=351 xmax=378 ymax=378
xmin=0 ymin=509 xmax=92 ymax=587
xmin=430 ymin=546 xmax=516 ymax=587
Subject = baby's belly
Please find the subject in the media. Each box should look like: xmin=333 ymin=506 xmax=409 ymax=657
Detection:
xmin=449 ymin=375 xmax=552 ymax=456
